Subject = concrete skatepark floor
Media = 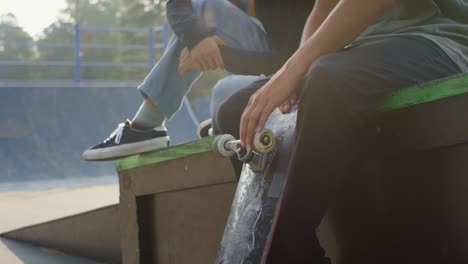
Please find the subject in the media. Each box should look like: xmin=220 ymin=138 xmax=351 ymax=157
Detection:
xmin=0 ymin=81 xmax=208 ymax=262
xmin=0 ymin=185 xmax=119 ymax=263
xmin=0 ymin=237 xmax=100 ymax=264
xmin=0 ymin=184 xmax=119 ymax=234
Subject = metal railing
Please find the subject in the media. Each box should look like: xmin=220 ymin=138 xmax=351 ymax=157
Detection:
xmin=0 ymin=23 xmax=170 ymax=82
xmin=0 ymin=23 xmax=204 ymax=127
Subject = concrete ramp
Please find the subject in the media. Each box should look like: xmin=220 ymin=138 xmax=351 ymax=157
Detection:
xmin=0 ymin=184 xmax=119 ymax=263
xmin=3 ymin=205 xmax=120 ymax=263
xmin=0 ymin=81 xmax=198 ymax=191
xmin=0 ymin=81 xmax=203 ymax=263
xmin=0 ymin=237 xmax=98 ymax=264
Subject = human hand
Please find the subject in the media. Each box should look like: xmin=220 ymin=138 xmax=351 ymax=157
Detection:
xmin=240 ymin=68 xmax=301 ymax=147
xmin=278 ymin=92 xmax=298 ymax=114
xmin=178 ymin=48 xmax=197 ymax=75
xmin=190 ymin=35 xmax=225 ymax=72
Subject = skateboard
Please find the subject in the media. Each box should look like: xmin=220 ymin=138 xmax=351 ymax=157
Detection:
xmin=213 ymin=107 xmax=297 ymax=264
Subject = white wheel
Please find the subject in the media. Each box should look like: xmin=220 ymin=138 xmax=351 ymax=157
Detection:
xmin=253 ymin=129 xmax=275 ymax=153
xmin=213 ymin=134 xmax=236 ymax=157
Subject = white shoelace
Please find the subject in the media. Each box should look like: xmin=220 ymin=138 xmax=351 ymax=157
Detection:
xmin=104 ymin=123 xmax=125 ymax=144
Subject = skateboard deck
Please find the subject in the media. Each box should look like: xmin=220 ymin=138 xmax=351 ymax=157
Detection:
xmin=214 ymin=107 xmax=297 ymax=264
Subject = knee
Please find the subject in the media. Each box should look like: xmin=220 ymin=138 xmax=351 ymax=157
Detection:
xmin=193 ymin=0 xmax=229 ymax=21
xmin=301 ymin=54 xmax=350 ymax=103
xmin=211 ymin=77 xmax=237 ymax=117
xmin=212 ymin=78 xmax=237 ymax=105
xmin=215 ymin=96 xmax=233 ymax=134
xmin=173 ymin=0 xmax=216 ymax=23
xmin=300 ymin=54 xmax=370 ymax=121
xmin=211 ymin=75 xmax=259 ymax=117
xmin=215 ymin=93 xmax=241 ymax=136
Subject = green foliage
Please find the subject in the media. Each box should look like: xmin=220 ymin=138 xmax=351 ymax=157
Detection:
xmin=0 ymin=14 xmax=36 ymax=79
xmin=36 ymin=22 xmax=75 ymax=80
xmin=117 ymin=0 xmax=166 ymax=80
xmin=0 ymin=0 xmax=218 ymax=100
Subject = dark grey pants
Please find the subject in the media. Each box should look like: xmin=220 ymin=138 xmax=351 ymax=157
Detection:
xmin=216 ymin=35 xmax=462 ymax=263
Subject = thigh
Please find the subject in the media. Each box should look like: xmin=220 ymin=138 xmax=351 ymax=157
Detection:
xmin=216 ymin=77 xmax=269 ymax=137
xmin=300 ymin=35 xmax=461 ymax=116
xmin=268 ymin=35 xmax=462 ymax=262
xmin=216 ymin=77 xmax=270 ymax=176
xmin=293 ymin=35 xmax=462 ymax=217
xmin=192 ymin=0 xmax=270 ymax=52
xmin=211 ymin=75 xmax=266 ymax=117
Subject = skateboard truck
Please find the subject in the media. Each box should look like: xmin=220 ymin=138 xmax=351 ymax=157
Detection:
xmin=213 ymin=130 xmax=276 ymax=173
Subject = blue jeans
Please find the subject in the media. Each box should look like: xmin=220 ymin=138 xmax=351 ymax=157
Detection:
xmin=210 ymin=74 xmax=266 ymax=132
xmin=138 ymin=0 xmax=270 ymax=120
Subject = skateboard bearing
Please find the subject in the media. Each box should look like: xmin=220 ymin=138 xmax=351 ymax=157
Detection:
xmin=252 ymin=129 xmax=275 ymax=153
xmin=213 ymin=129 xmax=276 ymax=159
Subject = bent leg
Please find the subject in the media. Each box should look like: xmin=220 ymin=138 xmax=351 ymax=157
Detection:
xmin=216 ymin=78 xmax=269 ymax=175
xmin=139 ymin=0 xmax=270 ymax=119
xmin=267 ymin=36 xmax=461 ymax=263
xmin=211 ymin=75 xmax=267 ymax=133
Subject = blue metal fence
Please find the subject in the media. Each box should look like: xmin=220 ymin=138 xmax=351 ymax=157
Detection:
xmin=0 ymin=23 xmax=170 ymax=82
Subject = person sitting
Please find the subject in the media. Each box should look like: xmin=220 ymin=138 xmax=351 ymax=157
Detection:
xmin=216 ymin=0 xmax=468 ymax=262
xmin=82 ymin=0 xmax=315 ymax=161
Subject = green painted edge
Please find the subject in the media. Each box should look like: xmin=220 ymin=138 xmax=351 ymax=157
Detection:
xmin=115 ymin=136 xmax=215 ymax=172
xmin=115 ymin=74 xmax=468 ymax=171
xmin=377 ymin=73 xmax=468 ymax=112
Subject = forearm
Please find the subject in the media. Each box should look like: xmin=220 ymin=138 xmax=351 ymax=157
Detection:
xmin=288 ymin=0 xmax=395 ymax=78
xmin=300 ymin=0 xmax=340 ymax=46
xmin=166 ymin=0 xmax=215 ymax=49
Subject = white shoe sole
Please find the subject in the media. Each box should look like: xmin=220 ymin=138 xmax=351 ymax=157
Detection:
xmin=197 ymin=119 xmax=212 ymax=139
xmin=82 ymin=136 xmax=170 ymax=161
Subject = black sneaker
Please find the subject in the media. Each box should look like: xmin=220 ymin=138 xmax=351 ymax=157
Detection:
xmin=82 ymin=120 xmax=170 ymax=161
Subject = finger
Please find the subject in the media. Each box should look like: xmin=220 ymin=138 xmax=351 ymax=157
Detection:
xmin=214 ymin=49 xmax=225 ymax=69
xmin=258 ymin=104 xmax=275 ymax=132
xmin=181 ymin=49 xmax=188 ymax=60
xmin=178 ymin=64 xmax=184 ymax=75
xmin=245 ymin=107 xmax=262 ymax=147
xmin=214 ymin=36 xmax=226 ymax=46
xmin=239 ymin=100 xmax=253 ymax=147
xmin=289 ymin=93 xmax=297 ymax=105
xmin=280 ymin=102 xmax=289 ymax=114
xmin=282 ymin=103 xmax=291 ymax=114
xmin=199 ymin=58 xmax=210 ymax=72
xmin=179 ymin=55 xmax=188 ymax=65
xmin=203 ymin=59 xmax=212 ymax=71
xmin=180 ymin=63 xmax=190 ymax=75
xmin=240 ymin=109 xmax=248 ymax=147
xmin=180 ymin=60 xmax=190 ymax=74
xmin=208 ymin=56 xmax=217 ymax=71
xmin=192 ymin=53 xmax=207 ymax=72
xmin=194 ymin=61 xmax=204 ymax=72
xmin=178 ymin=58 xmax=188 ymax=74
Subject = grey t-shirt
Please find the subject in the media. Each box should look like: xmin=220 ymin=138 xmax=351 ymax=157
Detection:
xmin=352 ymin=0 xmax=468 ymax=72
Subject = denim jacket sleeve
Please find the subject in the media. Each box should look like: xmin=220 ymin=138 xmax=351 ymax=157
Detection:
xmin=166 ymin=0 xmax=216 ymax=49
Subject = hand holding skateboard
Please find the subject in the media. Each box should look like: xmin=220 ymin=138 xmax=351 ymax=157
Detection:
xmin=213 ymin=129 xmax=276 ymax=173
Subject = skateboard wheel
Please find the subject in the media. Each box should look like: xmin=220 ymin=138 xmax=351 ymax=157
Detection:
xmin=213 ymin=134 xmax=236 ymax=157
xmin=253 ymin=129 xmax=275 ymax=153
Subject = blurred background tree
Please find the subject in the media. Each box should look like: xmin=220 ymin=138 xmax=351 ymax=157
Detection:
xmin=1 ymin=0 xmax=223 ymax=106
xmin=118 ymin=0 xmax=166 ymax=80
xmin=0 ymin=13 xmax=36 ymax=80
